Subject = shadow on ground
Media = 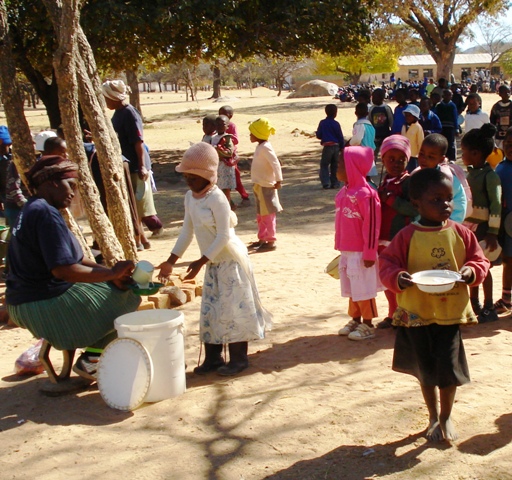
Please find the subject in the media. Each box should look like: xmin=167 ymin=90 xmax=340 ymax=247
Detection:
xmin=263 ymin=432 xmax=447 ymax=480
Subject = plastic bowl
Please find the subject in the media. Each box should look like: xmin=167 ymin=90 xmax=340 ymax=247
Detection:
xmin=325 ymin=255 xmax=340 ymax=279
xmin=128 ymin=282 xmax=164 ymax=296
xmin=479 ymin=240 xmax=502 ymax=262
xmin=410 ymin=270 xmax=462 ymax=293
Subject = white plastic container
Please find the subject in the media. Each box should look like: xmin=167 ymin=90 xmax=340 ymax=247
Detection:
xmin=98 ymin=309 xmax=186 ymax=410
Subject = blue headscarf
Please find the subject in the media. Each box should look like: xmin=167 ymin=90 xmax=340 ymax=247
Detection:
xmin=0 ymin=126 xmax=12 ymax=144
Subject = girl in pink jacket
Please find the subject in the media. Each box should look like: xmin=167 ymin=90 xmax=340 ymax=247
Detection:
xmin=335 ymin=146 xmax=382 ymax=340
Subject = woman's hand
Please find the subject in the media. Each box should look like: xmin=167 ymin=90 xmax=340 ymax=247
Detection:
xmin=398 ymin=271 xmax=414 ymax=289
xmin=110 ymin=260 xmax=135 ymax=290
xmin=112 ymin=260 xmax=135 ymax=280
xmin=138 ymin=165 xmax=149 ymax=181
xmin=363 ymin=260 xmax=375 ymax=268
xmin=274 ymin=181 xmax=282 ymax=190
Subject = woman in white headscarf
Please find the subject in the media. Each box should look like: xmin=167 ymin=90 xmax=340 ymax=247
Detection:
xmin=102 ymin=80 xmax=163 ymax=249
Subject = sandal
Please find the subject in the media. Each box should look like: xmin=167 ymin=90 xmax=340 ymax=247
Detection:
xmin=72 ymin=353 xmax=99 ymax=381
xmin=376 ymin=317 xmax=393 ymax=329
xmin=248 ymin=240 xmax=263 ymax=249
xmin=494 ymin=299 xmax=512 ymax=315
xmin=348 ymin=323 xmax=376 ymax=341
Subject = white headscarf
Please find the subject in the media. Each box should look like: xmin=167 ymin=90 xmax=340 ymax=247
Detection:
xmin=102 ymin=80 xmax=129 ymax=102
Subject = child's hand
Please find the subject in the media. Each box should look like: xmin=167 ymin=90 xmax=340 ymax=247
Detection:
xmin=83 ymin=129 xmax=93 ymax=142
xmin=398 ymin=272 xmax=414 ymax=289
xmin=183 ymin=256 xmax=209 ymax=280
xmin=157 ymin=261 xmax=174 ymax=283
xmin=274 ymin=181 xmax=282 ymax=190
xmin=459 ymin=265 xmax=475 ymax=284
xmin=363 ymin=260 xmax=375 ymax=268
xmin=483 ymin=233 xmax=498 ymax=252
xmin=379 ymin=190 xmax=395 ymax=206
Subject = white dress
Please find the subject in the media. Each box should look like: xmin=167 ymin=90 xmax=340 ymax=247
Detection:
xmin=172 ymin=186 xmax=271 ymax=344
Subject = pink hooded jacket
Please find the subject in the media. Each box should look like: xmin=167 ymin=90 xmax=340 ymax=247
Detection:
xmin=334 ymin=146 xmax=381 ymax=261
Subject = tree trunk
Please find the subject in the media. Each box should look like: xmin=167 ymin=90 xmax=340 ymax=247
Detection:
xmin=432 ymin=48 xmax=456 ymax=81
xmin=76 ymin=27 xmax=137 ymax=261
xmin=248 ymin=65 xmax=253 ymax=96
xmin=125 ymin=68 xmax=142 ymax=116
xmin=43 ymin=0 xmax=128 ymax=266
xmin=212 ymin=63 xmax=221 ymax=98
xmin=350 ymin=73 xmax=362 ymax=85
xmin=187 ymin=68 xmax=196 ymax=101
xmin=0 ymin=0 xmax=36 ymax=182
xmin=12 ymin=46 xmax=62 ymax=129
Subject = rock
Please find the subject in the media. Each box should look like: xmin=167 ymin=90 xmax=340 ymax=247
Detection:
xmin=137 ymin=300 xmax=156 ymax=311
xmin=288 ymin=79 xmax=338 ymax=98
xmin=180 ymin=286 xmax=195 ymax=302
xmin=166 ymin=276 xmax=182 ymax=288
xmin=163 ymin=286 xmax=188 ymax=306
xmin=148 ymin=293 xmax=171 ymax=309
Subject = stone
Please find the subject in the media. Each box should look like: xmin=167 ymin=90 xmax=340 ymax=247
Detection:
xmin=148 ymin=293 xmax=170 ymax=309
xmin=137 ymin=300 xmax=156 ymax=311
xmin=163 ymin=286 xmax=187 ymax=306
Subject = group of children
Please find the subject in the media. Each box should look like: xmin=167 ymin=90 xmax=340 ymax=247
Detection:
xmin=201 ymin=106 xmax=283 ymax=253
xmin=148 ymin=86 xmax=511 ymax=443
xmin=333 ymin=116 xmax=512 ymax=441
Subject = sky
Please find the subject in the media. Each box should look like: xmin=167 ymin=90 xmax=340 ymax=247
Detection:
xmin=459 ymin=10 xmax=512 ymax=50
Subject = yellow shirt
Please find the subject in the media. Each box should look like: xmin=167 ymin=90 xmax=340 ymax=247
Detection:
xmin=394 ymin=225 xmax=477 ymax=326
xmin=401 ymin=122 xmax=424 ymax=158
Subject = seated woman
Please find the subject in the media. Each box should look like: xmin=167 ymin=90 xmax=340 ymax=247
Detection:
xmin=6 ymin=155 xmax=141 ymax=380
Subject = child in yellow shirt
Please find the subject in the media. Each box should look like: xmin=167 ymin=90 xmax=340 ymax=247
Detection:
xmin=401 ymin=104 xmax=424 ymax=173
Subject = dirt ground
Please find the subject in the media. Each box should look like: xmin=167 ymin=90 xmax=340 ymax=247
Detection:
xmin=2 ymin=89 xmax=512 ymax=480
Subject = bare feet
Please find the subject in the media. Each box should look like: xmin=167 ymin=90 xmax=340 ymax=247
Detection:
xmin=426 ymin=419 xmax=443 ymax=442
xmin=426 ymin=417 xmax=458 ymax=442
xmin=440 ymin=417 xmax=458 ymax=442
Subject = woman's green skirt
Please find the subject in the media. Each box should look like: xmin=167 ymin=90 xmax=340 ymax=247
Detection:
xmin=8 ymin=282 xmax=141 ymax=350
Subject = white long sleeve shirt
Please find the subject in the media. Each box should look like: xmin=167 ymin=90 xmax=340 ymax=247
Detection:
xmin=172 ymin=186 xmax=243 ymax=263
xmin=250 ymin=141 xmax=283 ymax=188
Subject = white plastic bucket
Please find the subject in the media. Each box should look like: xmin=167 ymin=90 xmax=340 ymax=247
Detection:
xmin=98 ymin=309 xmax=186 ymax=410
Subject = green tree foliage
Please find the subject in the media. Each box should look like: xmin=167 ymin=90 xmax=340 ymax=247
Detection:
xmin=501 ymin=51 xmax=512 ymax=76
xmin=6 ymin=0 xmax=372 ymax=121
xmin=165 ymin=0 xmax=371 ymax=61
xmin=313 ymin=44 xmax=399 ymax=85
xmin=80 ymin=0 xmax=169 ymax=72
xmin=379 ymin=0 xmax=510 ymax=79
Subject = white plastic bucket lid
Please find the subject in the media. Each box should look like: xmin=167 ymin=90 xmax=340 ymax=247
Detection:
xmin=97 ymin=338 xmax=153 ymax=411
